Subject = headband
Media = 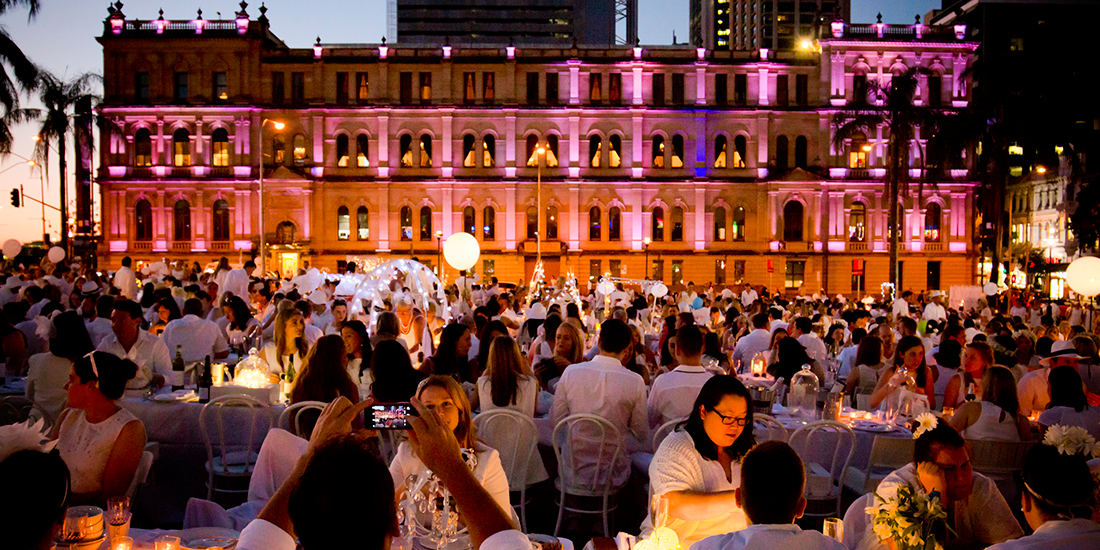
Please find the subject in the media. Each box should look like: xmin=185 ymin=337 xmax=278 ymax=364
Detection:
xmin=84 ymin=351 xmax=99 ymax=388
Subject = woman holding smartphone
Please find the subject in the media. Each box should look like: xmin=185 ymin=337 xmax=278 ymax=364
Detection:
xmin=388 ymin=375 xmax=513 ymax=522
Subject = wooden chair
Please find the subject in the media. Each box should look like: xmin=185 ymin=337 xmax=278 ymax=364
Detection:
xmin=199 ymin=395 xmax=275 ymax=501
xmin=552 ymin=414 xmax=624 ymax=538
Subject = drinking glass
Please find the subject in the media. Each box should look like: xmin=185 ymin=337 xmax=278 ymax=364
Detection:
xmin=155 ymin=535 xmax=181 ymax=550
xmin=62 ymin=509 xmax=88 ymax=541
xmin=112 ymin=536 xmax=134 ymax=550
xmin=942 ymin=406 xmax=955 ymax=418
xmin=823 ymin=517 xmax=844 ymax=542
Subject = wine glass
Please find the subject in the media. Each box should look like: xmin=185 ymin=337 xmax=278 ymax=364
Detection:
xmin=823 ymin=517 xmax=844 ymax=542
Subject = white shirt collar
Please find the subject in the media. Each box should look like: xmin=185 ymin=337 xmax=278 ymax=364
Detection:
xmin=673 ymin=364 xmax=707 ymax=373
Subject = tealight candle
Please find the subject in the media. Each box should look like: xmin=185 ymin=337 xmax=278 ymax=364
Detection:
xmin=155 ymin=535 xmax=181 ymax=550
xmin=113 ymin=537 xmax=134 ymax=550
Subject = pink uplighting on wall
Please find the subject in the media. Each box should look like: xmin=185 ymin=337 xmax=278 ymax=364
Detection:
xmin=949 ymin=242 xmax=967 ymax=252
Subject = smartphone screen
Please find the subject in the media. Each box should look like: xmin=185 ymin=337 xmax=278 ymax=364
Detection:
xmin=369 ymin=403 xmax=414 ymax=430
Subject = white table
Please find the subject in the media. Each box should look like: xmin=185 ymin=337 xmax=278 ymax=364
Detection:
xmin=122 ymin=527 xmax=574 ymax=550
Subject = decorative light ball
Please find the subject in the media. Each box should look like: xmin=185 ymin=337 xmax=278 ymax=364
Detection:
xmin=443 ymin=232 xmax=480 ymax=270
xmin=1066 ymin=256 xmax=1100 ymax=297
xmin=2 ymin=239 xmax=21 ymax=258
xmin=597 ymin=280 xmax=615 ymax=295
xmin=46 ymin=246 xmax=65 ymax=263
xmin=649 ymin=282 xmax=669 ymax=298
xmin=983 ymin=282 xmax=999 ymax=296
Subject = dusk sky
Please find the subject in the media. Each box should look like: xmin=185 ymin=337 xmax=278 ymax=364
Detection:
xmin=0 ymin=0 xmax=941 ymax=245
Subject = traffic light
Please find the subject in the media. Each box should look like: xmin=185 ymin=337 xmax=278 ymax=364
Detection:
xmin=9 ymin=188 xmax=19 ymax=207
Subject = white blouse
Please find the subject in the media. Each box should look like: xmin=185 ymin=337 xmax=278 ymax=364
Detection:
xmin=56 ymin=408 xmax=143 ymax=495
xmin=960 ymin=401 xmax=1020 ymax=442
xmin=476 ymin=375 xmax=538 ymax=417
xmin=259 ymin=342 xmax=305 ymax=377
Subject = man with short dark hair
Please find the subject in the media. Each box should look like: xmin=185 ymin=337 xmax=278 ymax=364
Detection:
xmin=114 ymin=256 xmax=138 ymax=300
xmin=676 ymin=311 xmax=695 ymax=330
xmin=98 ymin=299 xmax=171 ymax=391
xmin=551 ymin=319 xmax=647 ymax=490
xmin=162 ymin=298 xmax=229 ymax=362
xmin=693 ymin=441 xmax=846 ymax=549
xmin=733 ymin=313 xmax=772 ymax=371
xmin=648 ymin=325 xmax=713 ymax=428
xmin=85 ymin=294 xmax=116 ymax=348
xmin=790 ymin=317 xmax=828 ymax=368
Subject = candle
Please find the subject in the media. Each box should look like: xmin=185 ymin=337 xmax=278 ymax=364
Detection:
xmin=113 ymin=537 xmax=134 ymax=550
xmin=155 ymin=535 xmax=181 ymax=550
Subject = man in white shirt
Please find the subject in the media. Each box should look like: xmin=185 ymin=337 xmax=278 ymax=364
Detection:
xmin=892 ymin=290 xmax=913 ymax=320
xmin=84 ymin=295 xmax=116 ymax=349
xmin=733 ymin=313 xmax=772 ymax=372
xmin=294 ymin=300 xmax=324 ymax=346
xmin=552 ymin=319 xmax=647 ymax=489
xmin=692 ymin=441 xmax=846 ymax=550
xmin=308 ymin=291 xmax=332 ymax=330
xmin=162 ymin=298 xmax=230 ymax=362
xmin=923 ymin=290 xmax=947 ymax=323
xmin=835 ymin=328 xmax=866 ymax=380
xmin=113 ymin=256 xmax=138 ymax=300
xmin=234 ymin=397 xmax=527 ymax=550
xmin=648 ymin=325 xmax=714 ymax=429
xmin=768 ymin=308 xmax=788 ymax=333
xmin=740 ymin=284 xmax=758 ymax=309
xmin=220 ymin=260 xmax=256 ymax=302
xmin=610 ymin=283 xmax=631 ymax=308
xmin=790 ymin=317 xmax=829 ymax=371
xmin=1009 ymin=299 xmax=1027 ymax=321
xmin=97 ymin=299 xmax=171 ymax=391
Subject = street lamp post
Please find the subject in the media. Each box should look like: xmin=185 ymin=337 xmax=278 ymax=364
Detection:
xmin=643 ymin=237 xmax=651 ymax=279
xmin=435 ymin=230 xmax=443 ymax=276
xmin=535 ymin=144 xmax=545 ymax=268
xmin=256 ymin=119 xmax=284 ymax=277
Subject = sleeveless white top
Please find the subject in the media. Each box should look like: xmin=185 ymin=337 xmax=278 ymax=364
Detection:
xmin=855 ymin=364 xmax=880 ymax=392
xmin=56 ymin=408 xmax=142 ymax=494
xmin=961 ymin=401 xmax=1020 ymax=442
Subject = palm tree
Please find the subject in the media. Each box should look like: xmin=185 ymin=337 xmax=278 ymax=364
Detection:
xmin=0 ymin=0 xmax=42 ymax=152
xmin=24 ymin=70 xmax=101 ymax=252
xmin=832 ymin=67 xmax=977 ymax=290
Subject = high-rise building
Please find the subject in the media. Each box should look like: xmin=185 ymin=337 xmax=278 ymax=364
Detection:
xmin=389 ymin=0 xmax=632 ymax=46
xmin=692 ymin=0 xmax=849 ymax=51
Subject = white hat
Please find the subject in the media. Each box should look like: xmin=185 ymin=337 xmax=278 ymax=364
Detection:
xmin=308 ymin=291 xmax=328 ymax=306
xmin=3 ymin=276 xmax=20 ymax=290
xmin=527 ymin=302 xmax=547 ymax=320
xmin=1051 ymin=339 xmax=1076 ymax=353
xmin=930 ymin=290 xmax=943 ymax=298
xmin=80 ymin=281 xmax=100 ymax=297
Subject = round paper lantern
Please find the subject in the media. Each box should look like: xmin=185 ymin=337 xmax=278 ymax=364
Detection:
xmin=597 ymin=280 xmax=615 ymax=295
xmin=1066 ymin=256 xmax=1100 ymax=297
xmin=983 ymin=282 xmax=999 ymax=296
xmin=649 ymin=282 xmax=668 ymax=298
xmin=47 ymin=246 xmax=65 ymax=263
xmin=442 ymin=232 xmax=480 ymax=271
xmin=2 ymin=239 xmax=21 ymax=258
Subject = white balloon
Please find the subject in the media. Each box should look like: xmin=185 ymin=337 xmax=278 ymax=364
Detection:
xmin=47 ymin=246 xmax=65 ymax=263
xmin=650 ymin=282 xmax=668 ymax=298
xmin=597 ymin=280 xmax=615 ymax=295
xmin=442 ymin=232 xmax=480 ymax=271
xmin=2 ymin=239 xmax=21 ymax=258
xmin=1066 ymin=256 xmax=1100 ymax=297
xmin=982 ymin=282 xmax=999 ymax=296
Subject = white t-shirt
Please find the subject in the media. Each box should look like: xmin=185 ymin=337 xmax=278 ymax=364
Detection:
xmin=647 ymin=365 xmax=714 ymax=429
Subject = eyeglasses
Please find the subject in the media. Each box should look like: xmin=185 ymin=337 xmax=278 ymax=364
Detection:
xmin=708 ymin=408 xmax=749 ymax=427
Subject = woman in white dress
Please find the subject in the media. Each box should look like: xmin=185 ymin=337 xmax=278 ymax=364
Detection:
xmin=475 ymin=335 xmax=548 ymax=486
xmin=948 ymin=366 xmax=1030 ymax=441
xmin=944 ymin=341 xmax=993 ymax=409
xmin=260 ymin=308 xmax=307 ymax=379
xmin=222 ymin=296 xmax=259 ymax=348
xmin=869 ymin=336 xmax=936 ymax=411
xmin=986 ymin=436 xmax=1100 ymax=550
xmin=51 ymin=351 xmax=147 ymax=507
xmin=340 ymin=320 xmax=373 ymax=391
xmin=639 ymin=375 xmax=752 ymax=547
xmin=389 ymin=375 xmax=512 ymax=521
xmin=1038 ymin=366 xmax=1100 ymax=440
xmin=26 ymin=311 xmax=94 ymax=424
xmin=844 ymin=335 xmax=883 ymax=408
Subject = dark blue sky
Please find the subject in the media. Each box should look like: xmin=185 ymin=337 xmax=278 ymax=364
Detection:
xmin=0 ymin=0 xmax=941 ymax=242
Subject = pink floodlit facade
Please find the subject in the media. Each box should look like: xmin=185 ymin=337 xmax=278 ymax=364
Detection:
xmin=95 ymin=5 xmax=980 ymax=294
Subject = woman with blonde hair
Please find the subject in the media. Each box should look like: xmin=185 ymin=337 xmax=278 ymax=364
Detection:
xmin=260 ymin=307 xmax=307 ymax=379
xmin=534 ymin=319 xmax=585 ymax=389
xmin=389 ymin=375 xmax=512 ymax=518
xmin=477 ymin=335 xmax=538 ymax=416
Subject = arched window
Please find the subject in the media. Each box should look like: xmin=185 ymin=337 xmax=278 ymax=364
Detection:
xmin=671 ymin=206 xmax=684 ymax=241
xmin=526 ymin=135 xmax=540 ymax=166
xmin=483 ymin=206 xmax=495 ymax=240
xmin=173 ymin=128 xmax=191 ymax=167
xmin=357 ymin=206 xmax=369 ymax=240
xmin=849 ymin=202 xmax=867 ymax=242
xmin=652 ymin=136 xmax=665 ymax=168
xmin=483 ymin=135 xmax=495 ymax=167
xmin=589 ymin=206 xmax=601 ymax=240
xmin=783 ymin=201 xmax=803 ymax=241
xmin=924 ymin=203 xmax=942 ymax=242
xmin=273 ymin=134 xmax=286 ymax=164
xmin=609 ymin=135 xmax=622 ymax=168
xmin=357 ymin=135 xmax=370 ymax=167
xmin=212 ymin=199 xmax=230 ymax=241
xmin=526 ymin=206 xmax=538 ymax=239
xmin=652 ymin=206 xmax=665 ymax=241
xmin=546 ymin=135 xmax=559 ymax=167
xmin=419 ymin=206 xmax=432 ymax=239
xmin=337 ymin=205 xmax=350 ymax=240
xmin=671 ymin=135 xmax=685 ymax=168
xmin=463 ymin=134 xmax=476 ymax=167
xmin=336 ymin=135 xmax=349 ymax=167
xmin=399 ymin=135 xmax=413 ymax=167
xmin=134 ymin=128 xmax=152 ymax=167
xmin=463 ymin=206 xmax=476 ymax=235
xmin=276 ymin=221 xmax=296 ymax=244
xmin=419 ymin=134 xmax=432 ymax=167
xmin=609 ymin=206 xmax=621 ymax=241
xmin=135 ymin=199 xmax=153 ymax=240
xmin=732 ymin=206 xmax=745 ymax=241
xmin=715 ymin=135 xmax=728 ymax=168
xmin=400 ymin=206 xmax=413 ymax=241
xmin=589 ymin=135 xmax=602 ymax=168
xmin=212 ymin=128 xmax=230 ymax=167
xmin=795 ymin=136 xmax=808 ymax=169
xmin=546 ymin=206 xmax=559 ymax=239
xmin=733 ymin=135 xmax=747 ymax=168
xmin=714 ymin=206 xmax=727 ymax=241
xmin=173 ymin=199 xmax=191 ymax=240
xmin=293 ymin=134 xmax=306 ymax=165
xmin=776 ymin=135 xmax=789 ymax=171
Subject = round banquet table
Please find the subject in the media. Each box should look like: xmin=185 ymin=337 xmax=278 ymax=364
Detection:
xmin=121 ymin=527 xmax=575 ymax=550
xmin=120 ymin=397 xmax=286 ymax=525
xmin=770 ymin=411 xmax=912 ymax=482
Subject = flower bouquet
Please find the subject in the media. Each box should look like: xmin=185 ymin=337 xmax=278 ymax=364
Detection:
xmin=867 ymin=481 xmax=952 ymax=550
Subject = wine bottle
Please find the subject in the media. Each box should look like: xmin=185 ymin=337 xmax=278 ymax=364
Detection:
xmin=199 ymin=355 xmax=212 ymax=403
xmin=172 ymin=345 xmax=185 ymax=391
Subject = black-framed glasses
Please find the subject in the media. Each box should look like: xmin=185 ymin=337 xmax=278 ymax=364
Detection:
xmin=708 ymin=408 xmax=749 ymax=427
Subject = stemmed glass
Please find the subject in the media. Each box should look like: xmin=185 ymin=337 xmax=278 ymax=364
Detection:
xmin=106 ymin=496 xmax=132 ymax=543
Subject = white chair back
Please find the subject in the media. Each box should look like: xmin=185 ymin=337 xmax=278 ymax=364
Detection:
xmin=199 ymin=395 xmax=274 ymax=477
xmin=278 ymin=400 xmax=327 ymax=438
xmin=552 ymin=413 xmax=624 ymax=497
xmin=0 ymin=396 xmax=53 ymax=431
xmin=125 ymin=450 xmax=155 ymax=501
xmin=474 ymin=409 xmax=539 ymax=492
xmin=753 ymin=414 xmax=789 ymax=443
xmin=651 ymin=419 xmax=680 ymax=451
xmin=845 ymin=436 xmax=914 ymax=494
xmin=966 ymin=439 xmax=1035 ymax=476
xmin=789 ymin=420 xmax=856 ymax=517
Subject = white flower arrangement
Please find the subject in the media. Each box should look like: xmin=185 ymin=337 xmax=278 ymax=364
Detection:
xmin=0 ymin=418 xmax=56 ymax=462
xmin=912 ymin=412 xmax=939 ymax=440
xmin=866 ymin=481 xmax=951 ymax=550
xmin=1042 ymin=424 xmax=1100 ymax=458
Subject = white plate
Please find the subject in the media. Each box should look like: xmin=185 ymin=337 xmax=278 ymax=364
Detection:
xmin=852 ymin=420 xmax=894 ymax=432
xmin=182 ymin=527 xmax=239 ymax=549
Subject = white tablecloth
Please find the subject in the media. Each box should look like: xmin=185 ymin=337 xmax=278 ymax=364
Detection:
xmin=123 ymin=527 xmax=574 ymax=550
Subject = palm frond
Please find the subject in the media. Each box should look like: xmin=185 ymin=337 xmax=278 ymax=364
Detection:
xmin=0 ymin=0 xmax=40 ymax=20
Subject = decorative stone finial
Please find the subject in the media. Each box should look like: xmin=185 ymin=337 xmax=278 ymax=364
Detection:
xmin=381 ymin=36 xmax=386 ymax=44
xmin=236 ymin=1 xmax=249 ymax=20
xmin=157 ymin=8 xmax=164 ymax=20
xmin=876 ymin=12 xmax=883 ymax=23
xmin=316 ymin=36 xmax=321 ymax=45
xmin=196 ymin=8 xmax=203 ymax=20
xmin=258 ymin=2 xmax=268 ymax=22
xmin=915 ymin=14 xmax=921 ymax=24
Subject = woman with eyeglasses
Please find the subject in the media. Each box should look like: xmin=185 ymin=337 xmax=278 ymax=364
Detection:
xmin=639 ymin=375 xmax=754 ymax=547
